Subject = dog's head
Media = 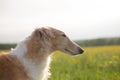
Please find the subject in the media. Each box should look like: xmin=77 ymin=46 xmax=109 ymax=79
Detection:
xmin=30 ymin=27 xmax=84 ymax=55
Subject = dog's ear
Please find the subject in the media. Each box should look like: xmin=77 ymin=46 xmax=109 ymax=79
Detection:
xmin=32 ymin=27 xmax=56 ymax=42
xmin=43 ymin=28 xmax=56 ymax=38
xmin=32 ymin=29 xmax=45 ymax=41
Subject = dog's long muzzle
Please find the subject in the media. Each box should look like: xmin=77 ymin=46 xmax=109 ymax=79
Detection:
xmin=64 ymin=40 xmax=84 ymax=55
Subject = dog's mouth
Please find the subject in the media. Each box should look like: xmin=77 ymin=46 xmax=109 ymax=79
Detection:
xmin=64 ymin=48 xmax=78 ymax=55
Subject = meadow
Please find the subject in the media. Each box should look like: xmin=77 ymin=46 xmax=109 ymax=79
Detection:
xmin=0 ymin=45 xmax=120 ymax=80
xmin=49 ymin=46 xmax=120 ymax=80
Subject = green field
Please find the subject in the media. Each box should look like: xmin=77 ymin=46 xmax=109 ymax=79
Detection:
xmin=49 ymin=46 xmax=120 ymax=80
xmin=0 ymin=46 xmax=120 ymax=80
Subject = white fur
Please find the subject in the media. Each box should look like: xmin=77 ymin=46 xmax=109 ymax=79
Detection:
xmin=11 ymin=40 xmax=51 ymax=80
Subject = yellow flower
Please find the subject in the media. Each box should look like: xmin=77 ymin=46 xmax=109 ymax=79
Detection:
xmin=112 ymin=56 xmax=119 ymax=60
xmin=108 ymin=61 xmax=112 ymax=65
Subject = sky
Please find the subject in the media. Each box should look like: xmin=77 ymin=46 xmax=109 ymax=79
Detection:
xmin=0 ymin=0 xmax=120 ymax=43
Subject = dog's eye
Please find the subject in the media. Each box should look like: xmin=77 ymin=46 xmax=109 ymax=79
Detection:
xmin=62 ymin=34 xmax=66 ymax=37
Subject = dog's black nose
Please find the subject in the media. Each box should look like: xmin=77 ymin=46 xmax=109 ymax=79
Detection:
xmin=78 ymin=47 xmax=84 ymax=54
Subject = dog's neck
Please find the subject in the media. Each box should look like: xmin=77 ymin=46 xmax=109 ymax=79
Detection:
xmin=11 ymin=40 xmax=51 ymax=80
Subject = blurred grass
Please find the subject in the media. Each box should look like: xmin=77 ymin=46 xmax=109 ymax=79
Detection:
xmin=0 ymin=46 xmax=120 ymax=80
xmin=49 ymin=46 xmax=120 ymax=80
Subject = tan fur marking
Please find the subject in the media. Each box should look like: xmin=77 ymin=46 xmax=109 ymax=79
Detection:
xmin=0 ymin=54 xmax=31 ymax=80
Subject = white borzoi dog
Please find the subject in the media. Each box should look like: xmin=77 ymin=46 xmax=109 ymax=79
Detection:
xmin=0 ymin=27 xmax=84 ymax=80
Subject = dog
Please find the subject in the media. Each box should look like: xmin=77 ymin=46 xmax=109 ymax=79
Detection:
xmin=0 ymin=27 xmax=84 ymax=80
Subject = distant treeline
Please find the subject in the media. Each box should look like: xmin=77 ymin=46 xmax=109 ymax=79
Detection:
xmin=0 ymin=37 xmax=120 ymax=50
xmin=75 ymin=37 xmax=120 ymax=47
xmin=0 ymin=44 xmax=16 ymax=50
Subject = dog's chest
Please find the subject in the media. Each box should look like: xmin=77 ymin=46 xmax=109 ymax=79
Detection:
xmin=21 ymin=57 xmax=51 ymax=80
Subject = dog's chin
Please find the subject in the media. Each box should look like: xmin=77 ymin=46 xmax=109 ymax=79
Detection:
xmin=63 ymin=48 xmax=81 ymax=56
